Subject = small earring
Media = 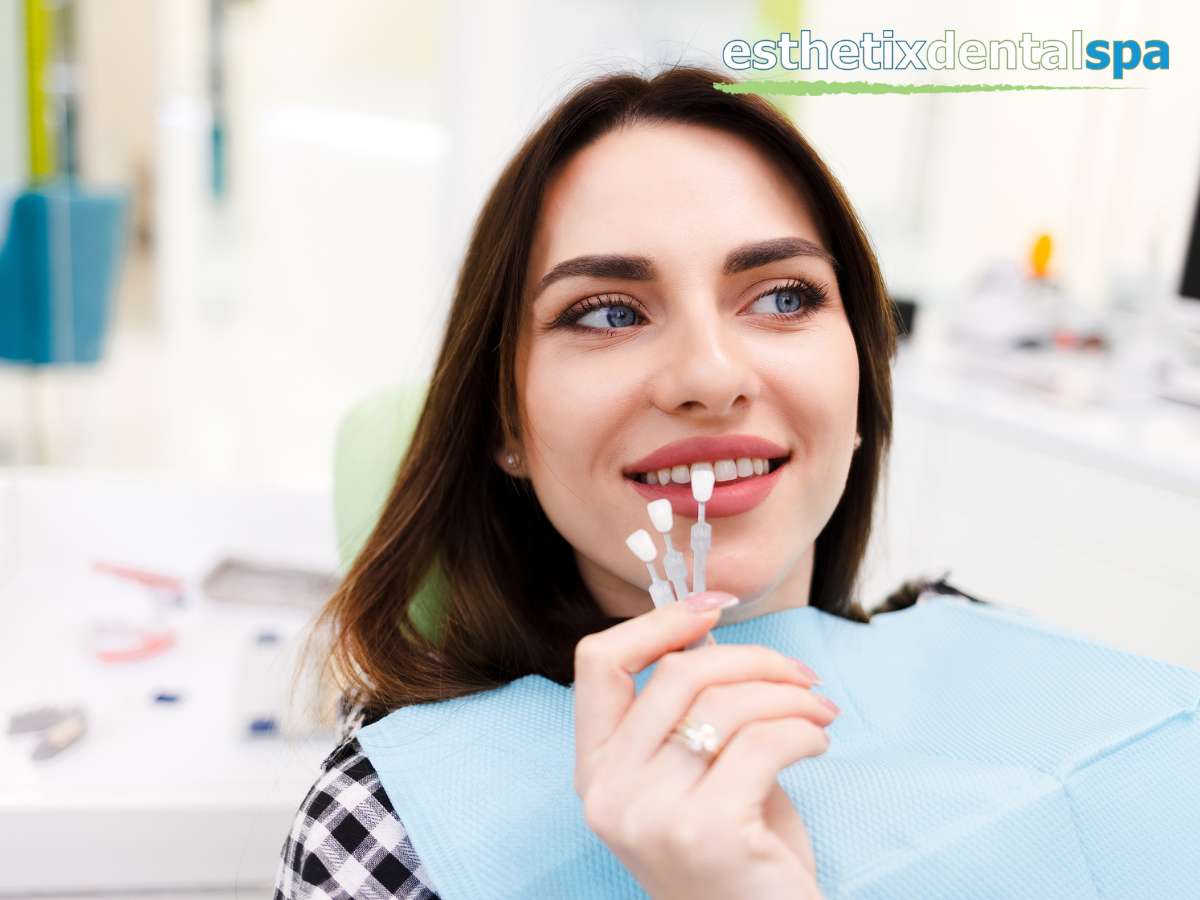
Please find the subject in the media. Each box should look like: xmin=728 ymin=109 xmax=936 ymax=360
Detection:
xmin=853 ymin=433 xmax=862 ymax=450
xmin=505 ymin=451 xmax=520 ymax=469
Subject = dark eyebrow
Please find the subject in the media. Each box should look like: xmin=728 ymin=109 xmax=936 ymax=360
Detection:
xmin=723 ymin=237 xmax=838 ymax=275
xmin=534 ymin=236 xmax=837 ymax=299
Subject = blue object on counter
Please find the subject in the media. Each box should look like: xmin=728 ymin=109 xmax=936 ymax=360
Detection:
xmin=249 ymin=717 xmax=278 ymax=735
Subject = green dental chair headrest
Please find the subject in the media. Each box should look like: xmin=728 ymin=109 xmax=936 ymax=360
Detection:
xmin=333 ymin=383 xmax=447 ymax=641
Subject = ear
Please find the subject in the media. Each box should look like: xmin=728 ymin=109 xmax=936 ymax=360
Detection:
xmin=494 ymin=445 xmax=526 ymax=477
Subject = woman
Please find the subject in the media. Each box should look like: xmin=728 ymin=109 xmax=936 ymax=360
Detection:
xmin=275 ymin=63 xmax=918 ymax=899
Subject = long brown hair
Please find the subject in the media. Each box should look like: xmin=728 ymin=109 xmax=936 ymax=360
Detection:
xmin=317 ymin=65 xmax=899 ymax=716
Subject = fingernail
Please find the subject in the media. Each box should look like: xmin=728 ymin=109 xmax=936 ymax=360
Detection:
xmin=814 ymin=693 xmax=840 ymax=715
xmin=684 ymin=592 xmax=740 ymax=613
xmin=794 ymin=660 xmax=822 ymax=685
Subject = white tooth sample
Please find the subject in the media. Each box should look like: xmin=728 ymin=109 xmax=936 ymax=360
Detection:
xmin=736 ymin=457 xmax=754 ymax=478
xmin=691 ymin=468 xmax=715 ymax=502
xmin=690 ymin=461 xmax=714 ymax=481
xmin=647 ymin=498 xmax=673 ymax=532
xmin=671 ymin=464 xmax=691 ymax=484
xmin=645 ymin=470 xmax=659 ymax=485
xmin=753 ymin=458 xmax=765 ymax=475
xmin=657 ymin=467 xmax=672 ymax=485
xmin=625 ymin=529 xmax=657 ymax=561
xmin=714 ymin=459 xmax=738 ymax=482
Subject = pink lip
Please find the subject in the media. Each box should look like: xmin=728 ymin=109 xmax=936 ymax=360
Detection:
xmin=623 ymin=434 xmax=790 ymax=476
xmin=627 ymin=463 xmax=786 ymax=518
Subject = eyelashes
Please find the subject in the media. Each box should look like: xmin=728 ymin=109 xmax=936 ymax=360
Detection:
xmin=548 ymin=277 xmax=832 ymax=336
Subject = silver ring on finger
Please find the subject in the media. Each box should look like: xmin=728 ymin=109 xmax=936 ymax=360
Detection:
xmin=667 ymin=716 xmax=721 ymax=763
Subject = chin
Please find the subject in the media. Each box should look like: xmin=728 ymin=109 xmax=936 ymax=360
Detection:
xmin=703 ymin=566 xmax=774 ymax=606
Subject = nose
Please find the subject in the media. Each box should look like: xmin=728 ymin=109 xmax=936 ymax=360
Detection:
xmin=646 ymin=300 xmax=761 ymax=419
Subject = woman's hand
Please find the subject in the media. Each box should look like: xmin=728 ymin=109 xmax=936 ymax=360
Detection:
xmin=573 ymin=591 xmax=836 ymax=900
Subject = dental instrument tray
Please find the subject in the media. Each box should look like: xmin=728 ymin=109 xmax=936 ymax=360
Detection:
xmin=200 ymin=556 xmax=340 ymax=610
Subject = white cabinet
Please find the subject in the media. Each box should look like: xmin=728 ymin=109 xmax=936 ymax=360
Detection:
xmin=860 ymin=350 xmax=1200 ymax=670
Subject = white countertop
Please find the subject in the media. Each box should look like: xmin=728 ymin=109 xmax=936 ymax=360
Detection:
xmin=0 ymin=468 xmax=341 ymax=894
xmin=893 ymin=342 xmax=1200 ymax=498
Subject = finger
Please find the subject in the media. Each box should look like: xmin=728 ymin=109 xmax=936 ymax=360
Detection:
xmin=694 ymin=716 xmax=830 ymax=809
xmin=639 ymin=681 xmax=835 ymax=795
xmin=605 ymin=644 xmax=820 ymax=763
xmin=764 ymin=782 xmax=817 ymax=874
xmin=573 ymin=592 xmax=738 ymax=761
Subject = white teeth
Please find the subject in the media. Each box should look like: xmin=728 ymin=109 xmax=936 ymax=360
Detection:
xmin=634 ymin=456 xmax=777 ymax=484
xmin=714 ymin=459 xmax=738 ymax=482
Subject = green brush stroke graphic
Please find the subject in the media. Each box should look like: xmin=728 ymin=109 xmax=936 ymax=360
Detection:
xmin=715 ymin=79 xmax=1139 ymax=95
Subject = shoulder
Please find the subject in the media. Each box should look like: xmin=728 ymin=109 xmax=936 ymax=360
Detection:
xmin=273 ymin=729 xmax=441 ymax=900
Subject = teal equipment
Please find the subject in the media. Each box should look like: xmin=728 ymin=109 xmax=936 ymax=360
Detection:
xmin=0 ymin=184 xmax=127 ymax=364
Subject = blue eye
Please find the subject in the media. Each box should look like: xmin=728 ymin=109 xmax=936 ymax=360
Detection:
xmin=746 ymin=279 xmax=829 ymax=318
xmin=555 ymin=294 xmax=646 ymax=333
xmin=575 ymin=303 xmax=639 ymax=330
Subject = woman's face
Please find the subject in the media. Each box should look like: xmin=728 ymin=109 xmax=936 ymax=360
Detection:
xmin=506 ymin=121 xmax=859 ymax=620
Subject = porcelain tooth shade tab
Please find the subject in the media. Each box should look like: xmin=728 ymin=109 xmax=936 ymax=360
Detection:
xmin=627 ymin=528 xmax=676 ymax=610
xmin=690 ymin=469 xmax=715 ymax=503
xmin=624 ymin=529 xmax=657 ymax=563
xmin=646 ymin=498 xmax=673 ymax=533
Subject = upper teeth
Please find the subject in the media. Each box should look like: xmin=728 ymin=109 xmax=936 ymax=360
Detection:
xmin=635 ymin=458 xmax=772 ymax=485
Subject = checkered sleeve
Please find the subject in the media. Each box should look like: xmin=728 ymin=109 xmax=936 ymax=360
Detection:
xmin=273 ymin=734 xmax=442 ymax=899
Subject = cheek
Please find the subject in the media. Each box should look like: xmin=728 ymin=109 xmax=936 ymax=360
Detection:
xmin=762 ymin=319 xmax=859 ymax=461
xmin=521 ymin=343 xmax=643 ymax=469
xmin=520 ymin=344 xmax=647 ymax=582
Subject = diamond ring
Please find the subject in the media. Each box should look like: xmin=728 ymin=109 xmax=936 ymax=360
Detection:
xmin=668 ymin=717 xmax=721 ymax=762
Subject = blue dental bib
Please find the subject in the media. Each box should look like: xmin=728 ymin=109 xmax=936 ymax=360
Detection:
xmin=358 ymin=596 xmax=1200 ymax=898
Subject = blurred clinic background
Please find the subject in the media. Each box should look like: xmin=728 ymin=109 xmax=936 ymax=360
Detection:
xmin=2 ymin=0 xmax=1200 ymax=896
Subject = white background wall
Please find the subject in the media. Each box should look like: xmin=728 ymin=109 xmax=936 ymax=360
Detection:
xmin=799 ymin=0 xmax=1200 ymax=308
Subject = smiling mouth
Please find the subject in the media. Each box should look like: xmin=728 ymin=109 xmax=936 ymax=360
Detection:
xmin=623 ymin=455 xmax=791 ymax=486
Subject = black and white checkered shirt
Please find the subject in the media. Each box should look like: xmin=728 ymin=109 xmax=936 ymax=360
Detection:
xmin=273 ymin=703 xmax=441 ymax=899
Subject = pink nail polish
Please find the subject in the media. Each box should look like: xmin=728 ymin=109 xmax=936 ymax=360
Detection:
xmin=684 ymin=592 xmax=740 ymax=613
xmin=794 ymin=660 xmax=822 ymax=684
xmin=815 ymin=693 xmax=840 ymax=715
